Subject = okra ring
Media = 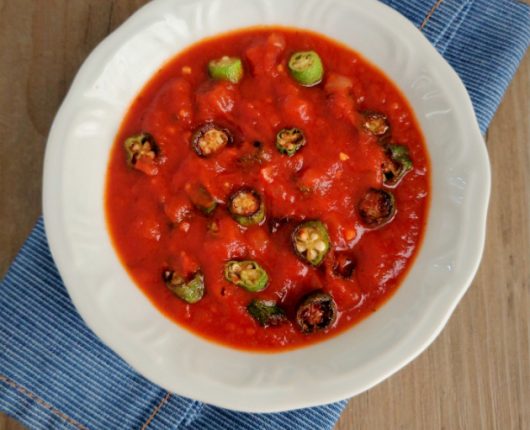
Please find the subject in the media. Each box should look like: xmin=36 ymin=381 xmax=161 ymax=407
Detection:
xmin=208 ymin=56 xmax=244 ymax=84
xmin=163 ymin=269 xmax=205 ymax=304
xmin=361 ymin=112 xmax=390 ymax=137
xmin=382 ymin=144 xmax=413 ymax=187
xmin=224 ymin=260 xmax=269 ymax=292
xmin=276 ymin=127 xmax=306 ymax=156
xmin=358 ymin=188 xmax=396 ymax=228
xmin=332 ymin=252 xmax=356 ymax=279
xmin=191 ymin=123 xmax=233 ymax=158
xmin=124 ymin=133 xmax=158 ymax=166
xmin=296 ymin=291 xmax=337 ymax=333
xmin=185 ymin=182 xmax=217 ymax=215
xmin=247 ymin=299 xmax=287 ymax=327
xmin=288 ymin=50 xmax=324 ymax=87
xmin=228 ymin=188 xmax=266 ymax=226
xmin=292 ymin=220 xmax=331 ymax=266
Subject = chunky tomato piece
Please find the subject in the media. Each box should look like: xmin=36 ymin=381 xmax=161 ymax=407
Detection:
xmin=195 ymin=81 xmax=237 ymax=121
xmin=245 ymin=33 xmax=286 ymax=77
xmin=143 ymin=78 xmax=194 ymax=131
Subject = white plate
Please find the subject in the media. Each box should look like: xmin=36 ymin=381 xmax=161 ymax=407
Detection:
xmin=43 ymin=0 xmax=490 ymax=413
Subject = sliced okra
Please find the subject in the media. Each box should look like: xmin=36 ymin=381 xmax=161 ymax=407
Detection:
xmin=163 ymin=269 xmax=205 ymax=304
xmin=184 ymin=182 xmax=217 ymax=215
xmin=228 ymin=188 xmax=265 ymax=226
xmin=224 ymin=260 xmax=269 ymax=292
xmin=208 ymin=56 xmax=244 ymax=84
xmin=381 ymin=144 xmax=413 ymax=187
xmin=358 ymin=188 xmax=396 ymax=228
xmin=288 ymin=51 xmax=324 ymax=87
xmin=362 ymin=112 xmax=390 ymax=136
xmin=124 ymin=133 xmax=158 ymax=166
xmin=332 ymin=252 xmax=356 ymax=279
xmin=292 ymin=220 xmax=331 ymax=266
xmin=296 ymin=291 xmax=337 ymax=333
xmin=247 ymin=299 xmax=287 ymax=327
xmin=276 ymin=128 xmax=306 ymax=156
xmin=191 ymin=123 xmax=233 ymax=157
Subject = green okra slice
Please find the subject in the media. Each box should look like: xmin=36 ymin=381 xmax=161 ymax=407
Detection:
xmin=382 ymin=144 xmax=413 ymax=187
xmin=276 ymin=128 xmax=306 ymax=156
xmin=288 ymin=51 xmax=324 ymax=87
xmin=208 ymin=56 xmax=244 ymax=84
xmin=124 ymin=133 xmax=158 ymax=166
xmin=291 ymin=220 xmax=331 ymax=266
xmin=228 ymin=188 xmax=266 ymax=226
xmin=185 ymin=182 xmax=217 ymax=215
xmin=163 ymin=269 xmax=205 ymax=304
xmin=191 ymin=123 xmax=233 ymax=157
xmin=224 ymin=260 xmax=269 ymax=292
xmin=247 ymin=299 xmax=287 ymax=327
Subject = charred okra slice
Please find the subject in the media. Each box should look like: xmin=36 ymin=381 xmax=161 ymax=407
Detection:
xmin=124 ymin=133 xmax=158 ymax=166
xmin=224 ymin=260 xmax=269 ymax=292
xmin=191 ymin=123 xmax=232 ymax=157
xmin=362 ymin=112 xmax=390 ymax=136
xmin=332 ymin=252 xmax=356 ymax=279
xmin=288 ymin=51 xmax=324 ymax=87
xmin=382 ymin=144 xmax=413 ymax=187
xmin=208 ymin=56 xmax=244 ymax=84
xmin=276 ymin=128 xmax=306 ymax=156
xmin=185 ymin=183 xmax=217 ymax=215
xmin=228 ymin=188 xmax=265 ymax=226
xmin=163 ymin=269 xmax=205 ymax=304
xmin=292 ymin=220 xmax=330 ymax=266
xmin=358 ymin=188 xmax=396 ymax=228
xmin=247 ymin=299 xmax=287 ymax=327
xmin=296 ymin=291 xmax=337 ymax=333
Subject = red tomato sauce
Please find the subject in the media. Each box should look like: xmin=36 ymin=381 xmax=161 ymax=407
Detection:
xmin=105 ymin=27 xmax=430 ymax=351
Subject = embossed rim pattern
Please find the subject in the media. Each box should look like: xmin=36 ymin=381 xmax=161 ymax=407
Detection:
xmin=43 ymin=0 xmax=490 ymax=412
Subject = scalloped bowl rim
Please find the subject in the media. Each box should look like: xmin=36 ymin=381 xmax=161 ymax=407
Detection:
xmin=43 ymin=0 xmax=490 ymax=412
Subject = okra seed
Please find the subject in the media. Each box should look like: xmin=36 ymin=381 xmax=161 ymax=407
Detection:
xmin=315 ymin=241 xmax=327 ymax=252
xmin=296 ymin=243 xmax=307 ymax=253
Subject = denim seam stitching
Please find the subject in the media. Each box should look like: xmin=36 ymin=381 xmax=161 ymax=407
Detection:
xmin=431 ymin=0 xmax=475 ymax=54
xmin=181 ymin=401 xmax=204 ymax=426
xmin=140 ymin=392 xmax=172 ymax=430
xmin=420 ymin=0 xmax=445 ymax=29
xmin=0 ymin=374 xmax=89 ymax=430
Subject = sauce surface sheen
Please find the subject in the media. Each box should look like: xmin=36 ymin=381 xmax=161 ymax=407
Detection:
xmin=106 ymin=27 xmax=430 ymax=351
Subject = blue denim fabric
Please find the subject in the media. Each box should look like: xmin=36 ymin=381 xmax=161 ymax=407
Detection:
xmin=1 ymin=1 xmax=529 ymax=429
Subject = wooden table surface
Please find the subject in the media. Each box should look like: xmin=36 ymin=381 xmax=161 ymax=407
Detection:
xmin=1 ymin=1 xmax=528 ymax=429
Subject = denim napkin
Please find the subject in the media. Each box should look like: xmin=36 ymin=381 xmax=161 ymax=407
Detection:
xmin=1 ymin=1 xmax=529 ymax=429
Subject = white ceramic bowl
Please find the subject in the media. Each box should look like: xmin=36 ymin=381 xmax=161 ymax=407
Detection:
xmin=43 ymin=0 xmax=490 ymax=413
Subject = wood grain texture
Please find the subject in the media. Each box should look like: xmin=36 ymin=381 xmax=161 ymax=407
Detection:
xmin=0 ymin=2 xmax=528 ymax=429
